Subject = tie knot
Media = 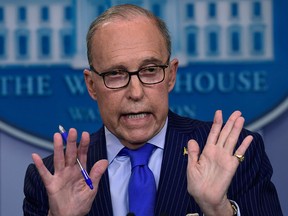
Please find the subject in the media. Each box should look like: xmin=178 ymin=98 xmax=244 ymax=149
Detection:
xmin=120 ymin=143 xmax=155 ymax=168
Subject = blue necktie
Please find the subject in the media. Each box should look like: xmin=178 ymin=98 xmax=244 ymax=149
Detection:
xmin=120 ymin=143 xmax=156 ymax=216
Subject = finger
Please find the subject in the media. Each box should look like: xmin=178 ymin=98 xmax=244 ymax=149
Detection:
xmin=53 ymin=133 xmax=65 ymax=171
xmin=65 ymin=128 xmax=78 ymax=166
xmin=205 ymin=110 xmax=223 ymax=146
xmin=77 ymin=131 xmax=90 ymax=169
xmin=224 ymin=116 xmax=245 ymax=153
xmin=32 ymin=153 xmax=53 ymax=187
xmin=90 ymin=159 xmax=109 ymax=190
xmin=217 ymin=110 xmax=242 ymax=147
xmin=234 ymin=135 xmax=253 ymax=157
xmin=187 ymin=139 xmax=200 ymax=165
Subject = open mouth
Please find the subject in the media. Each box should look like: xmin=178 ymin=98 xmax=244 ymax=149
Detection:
xmin=122 ymin=112 xmax=152 ymax=120
xmin=127 ymin=113 xmax=148 ymax=119
xmin=121 ymin=112 xmax=153 ymax=129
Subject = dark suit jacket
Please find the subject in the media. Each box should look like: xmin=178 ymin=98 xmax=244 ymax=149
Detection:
xmin=23 ymin=111 xmax=283 ymax=216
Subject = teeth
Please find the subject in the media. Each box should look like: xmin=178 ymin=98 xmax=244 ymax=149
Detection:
xmin=128 ymin=113 xmax=147 ymax=119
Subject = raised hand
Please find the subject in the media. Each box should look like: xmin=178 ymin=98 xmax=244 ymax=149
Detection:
xmin=186 ymin=110 xmax=253 ymax=216
xmin=32 ymin=128 xmax=108 ymax=216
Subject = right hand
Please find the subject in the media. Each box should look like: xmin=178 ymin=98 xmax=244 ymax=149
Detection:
xmin=32 ymin=128 xmax=108 ymax=216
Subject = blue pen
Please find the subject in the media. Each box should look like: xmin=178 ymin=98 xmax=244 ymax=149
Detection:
xmin=58 ymin=125 xmax=94 ymax=190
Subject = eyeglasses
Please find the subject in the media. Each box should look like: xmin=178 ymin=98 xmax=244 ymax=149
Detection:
xmin=90 ymin=61 xmax=169 ymax=89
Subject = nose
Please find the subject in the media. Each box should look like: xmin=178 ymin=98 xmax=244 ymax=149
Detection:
xmin=126 ymin=74 xmax=144 ymax=100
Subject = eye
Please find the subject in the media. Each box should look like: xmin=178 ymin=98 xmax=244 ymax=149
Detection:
xmin=105 ymin=70 xmax=127 ymax=77
xmin=141 ymin=66 xmax=158 ymax=73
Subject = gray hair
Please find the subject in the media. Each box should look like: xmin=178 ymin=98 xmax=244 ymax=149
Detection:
xmin=86 ymin=4 xmax=171 ymax=65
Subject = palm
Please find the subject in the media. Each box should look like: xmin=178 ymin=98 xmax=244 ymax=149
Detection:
xmin=45 ymin=165 xmax=93 ymax=216
xmin=186 ymin=110 xmax=253 ymax=214
xmin=187 ymin=143 xmax=238 ymax=205
xmin=32 ymin=129 xmax=108 ymax=216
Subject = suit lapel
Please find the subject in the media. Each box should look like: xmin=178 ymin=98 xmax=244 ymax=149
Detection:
xmin=155 ymin=111 xmax=202 ymax=216
xmin=88 ymin=128 xmax=113 ymax=216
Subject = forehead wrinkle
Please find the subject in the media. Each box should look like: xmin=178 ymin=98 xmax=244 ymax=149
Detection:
xmin=91 ymin=18 xmax=168 ymax=71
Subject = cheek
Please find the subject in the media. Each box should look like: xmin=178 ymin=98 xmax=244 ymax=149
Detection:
xmin=97 ymin=94 xmax=113 ymax=108
xmin=96 ymin=91 xmax=121 ymax=115
xmin=96 ymin=99 xmax=116 ymax=127
xmin=151 ymin=86 xmax=170 ymax=108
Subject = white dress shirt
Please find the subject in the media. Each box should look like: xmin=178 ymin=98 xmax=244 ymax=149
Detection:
xmin=106 ymin=118 xmax=168 ymax=216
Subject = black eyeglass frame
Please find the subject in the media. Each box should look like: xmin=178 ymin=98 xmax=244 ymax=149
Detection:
xmin=89 ymin=59 xmax=170 ymax=89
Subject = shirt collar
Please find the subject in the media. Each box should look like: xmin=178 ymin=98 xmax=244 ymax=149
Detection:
xmin=105 ymin=117 xmax=168 ymax=165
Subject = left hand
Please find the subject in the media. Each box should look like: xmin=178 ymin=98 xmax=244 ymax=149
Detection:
xmin=186 ymin=110 xmax=253 ymax=216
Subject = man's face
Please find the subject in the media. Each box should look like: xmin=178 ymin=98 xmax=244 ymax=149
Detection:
xmin=84 ymin=17 xmax=178 ymax=149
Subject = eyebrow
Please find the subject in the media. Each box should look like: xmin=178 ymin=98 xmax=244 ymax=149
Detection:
xmin=140 ymin=57 xmax=165 ymax=66
xmin=96 ymin=56 xmax=167 ymax=73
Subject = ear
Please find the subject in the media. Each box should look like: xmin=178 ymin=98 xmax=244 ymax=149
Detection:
xmin=167 ymin=58 xmax=178 ymax=92
xmin=84 ymin=69 xmax=98 ymax=100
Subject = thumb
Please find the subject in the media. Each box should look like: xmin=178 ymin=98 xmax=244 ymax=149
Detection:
xmin=90 ymin=159 xmax=108 ymax=189
xmin=187 ymin=139 xmax=200 ymax=165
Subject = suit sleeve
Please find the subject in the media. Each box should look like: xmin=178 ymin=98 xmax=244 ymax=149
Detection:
xmin=23 ymin=159 xmax=52 ymax=216
xmin=228 ymin=131 xmax=283 ymax=216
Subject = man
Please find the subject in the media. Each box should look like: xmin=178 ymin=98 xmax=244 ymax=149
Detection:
xmin=23 ymin=4 xmax=282 ymax=216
